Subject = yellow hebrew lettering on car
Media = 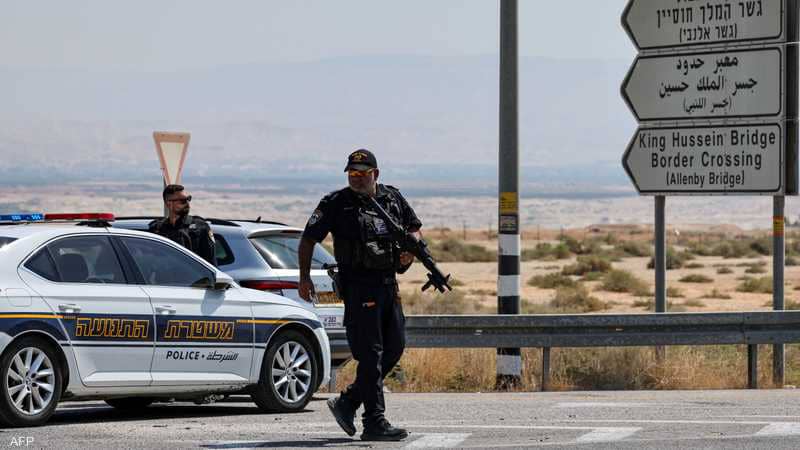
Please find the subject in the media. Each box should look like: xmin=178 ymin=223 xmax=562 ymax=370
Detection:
xmin=74 ymin=317 xmax=150 ymax=339
xmin=163 ymin=320 xmax=235 ymax=340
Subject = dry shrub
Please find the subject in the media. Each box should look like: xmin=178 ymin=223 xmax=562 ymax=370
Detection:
xmin=562 ymin=255 xmax=612 ymax=276
xmin=682 ymin=298 xmax=706 ymax=308
xmin=667 ymin=286 xmax=684 ymax=298
xmin=679 ymin=274 xmax=714 ymax=283
xmin=522 ymin=242 xmax=571 ymax=261
xmin=402 ymin=289 xmax=488 ymax=315
xmin=430 ymin=238 xmax=496 ymax=262
xmin=716 ymin=266 xmax=734 ymax=274
xmin=600 ymin=269 xmax=649 ymax=295
xmin=616 ymin=240 xmax=652 ymax=257
xmin=736 ymin=276 xmax=773 ymax=294
xmin=527 ymin=272 xmax=576 ymax=289
xmin=745 ymin=264 xmax=767 ymax=274
xmin=702 ymin=288 xmax=732 ymax=300
xmin=550 ymin=284 xmax=608 ymax=313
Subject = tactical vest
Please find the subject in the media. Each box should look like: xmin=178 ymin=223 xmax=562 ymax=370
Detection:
xmin=334 ymin=195 xmax=402 ymax=272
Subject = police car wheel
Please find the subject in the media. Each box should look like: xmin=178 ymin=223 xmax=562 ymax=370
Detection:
xmin=251 ymin=330 xmax=319 ymax=412
xmin=0 ymin=337 xmax=63 ymax=427
xmin=104 ymin=397 xmax=155 ymax=410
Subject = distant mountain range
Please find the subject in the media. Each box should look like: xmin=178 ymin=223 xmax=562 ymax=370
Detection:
xmin=0 ymin=54 xmax=636 ymax=194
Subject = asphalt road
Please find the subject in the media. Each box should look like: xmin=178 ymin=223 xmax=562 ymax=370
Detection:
xmin=10 ymin=389 xmax=800 ymax=449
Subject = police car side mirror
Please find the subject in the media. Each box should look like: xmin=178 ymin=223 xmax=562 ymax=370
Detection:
xmin=213 ymin=272 xmax=234 ymax=291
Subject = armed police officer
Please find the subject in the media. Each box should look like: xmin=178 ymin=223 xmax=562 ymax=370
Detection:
xmin=299 ymin=149 xmax=420 ymax=442
xmin=149 ymin=184 xmax=217 ymax=266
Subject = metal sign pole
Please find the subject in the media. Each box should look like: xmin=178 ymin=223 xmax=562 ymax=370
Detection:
xmin=654 ymin=195 xmax=666 ymax=361
xmin=773 ymin=196 xmax=785 ymax=386
xmin=496 ymin=0 xmax=521 ymax=389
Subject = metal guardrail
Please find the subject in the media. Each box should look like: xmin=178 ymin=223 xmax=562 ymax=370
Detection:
xmin=405 ymin=311 xmax=800 ymax=390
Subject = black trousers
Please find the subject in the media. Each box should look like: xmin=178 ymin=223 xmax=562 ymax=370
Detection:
xmin=339 ymin=280 xmax=406 ymax=427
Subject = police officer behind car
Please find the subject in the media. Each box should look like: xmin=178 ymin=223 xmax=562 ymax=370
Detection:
xmin=298 ymin=149 xmax=420 ymax=442
xmin=149 ymin=184 xmax=217 ymax=266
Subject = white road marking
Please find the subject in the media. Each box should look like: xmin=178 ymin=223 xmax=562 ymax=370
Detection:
xmin=576 ymin=427 xmax=641 ymax=443
xmin=755 ymin=422 xmax=800 ymax=436
xmin=553 ymin=419 xmax=778 ymax=425
xmin=405 ymin=433 xmax=471 ymax=448
xmin=556 ymin=402 xmax=653 ymax=408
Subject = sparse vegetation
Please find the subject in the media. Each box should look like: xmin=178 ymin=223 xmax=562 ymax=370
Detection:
xmin=679 ymin=274 xmax=713 ymax=283
xmin=616 ymin=240 xmax=652 ymax=257
xmin=716 ymin=266 xmax=734 ymax=274
xmin=549 ymin=284 xmax=609 ymax=313
xmin=647 ymin=246 xmax=692 ymax=270
xmin=745 ymin=264 xmax=767 ymax=274
xmin=682 ymin=299 xmax=706 ymax=308
xmin=600 ymin=269 xmax=649 ymax=296
xmin=562 ymin=255 xmax=613 ymax=276
xmin=667 ymin=286 xmax=684 ymax=298
xmin=527 ymin=272 xmax=576 ymax=289
xmin=430 ymin=238 xmax=496 ymax=262
xmin=701 ymin=289 xmax=732 ymax=300
xmin=522 ymin=242 xmax=570 ymax=261
xmin=736 ymin=276 xmax=773 ymax=294
xmin=685 ymin=262 xmax=704 ymax=269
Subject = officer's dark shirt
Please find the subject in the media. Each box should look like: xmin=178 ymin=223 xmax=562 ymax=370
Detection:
xmin=148 ymin=215 xmax=217 ymax=266
xmin=302 ymin=184 xmax=421 ymax=279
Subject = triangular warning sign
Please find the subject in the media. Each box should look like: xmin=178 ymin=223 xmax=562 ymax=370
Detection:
xmin=153 ymin=132 xmax=190 ymax=185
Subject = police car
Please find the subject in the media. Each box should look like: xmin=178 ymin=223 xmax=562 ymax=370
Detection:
xmin=112 ymin=217 xmax=351 ymax=369
xmin=0 ymin=213 xmax=330 ymax=427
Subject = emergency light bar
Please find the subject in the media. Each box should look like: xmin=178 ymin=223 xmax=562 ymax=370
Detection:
xmin=0 ymin=213 xmax=45 ymax=223
xmin=44 ymin=213 xmax=115 ymax=222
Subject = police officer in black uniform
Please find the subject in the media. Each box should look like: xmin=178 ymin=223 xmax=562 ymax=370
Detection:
xmin=149 ymin=184 xmax=217 ymax=266
xmin=298 ymin=149 xmax=420 ymax=442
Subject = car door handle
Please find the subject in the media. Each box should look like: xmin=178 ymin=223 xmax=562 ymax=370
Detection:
xmin=58 ymin=304 xmax=82 ymax=314
xmin=155 ymin=305 xmax=176 ymax=315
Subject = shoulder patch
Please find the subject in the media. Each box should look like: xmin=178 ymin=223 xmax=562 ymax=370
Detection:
xmin=308 ymin=209 xmax=323 ymax=225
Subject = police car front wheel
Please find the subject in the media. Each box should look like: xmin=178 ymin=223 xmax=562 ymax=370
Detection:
xmin=251 ymin=330 xmax=319 ymax=413
xmin=0 ymin=337 xmax=63 ymax=427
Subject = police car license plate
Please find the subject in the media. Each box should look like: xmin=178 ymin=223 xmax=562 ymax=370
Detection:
xmin=315 ymin=291 xmax=342 ymax=305
xmin=321 ymin=315 xmax=343 ymax=328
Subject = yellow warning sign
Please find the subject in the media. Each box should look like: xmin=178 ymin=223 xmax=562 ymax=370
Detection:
xmin=774 ymin=215 xmax=785 ymax=237
xmin=500 ymin=192 xmax=518 ymax=215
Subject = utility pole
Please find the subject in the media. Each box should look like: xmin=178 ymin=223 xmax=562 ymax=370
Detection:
xmin=496 ymin=0 xmax=521 ymax=389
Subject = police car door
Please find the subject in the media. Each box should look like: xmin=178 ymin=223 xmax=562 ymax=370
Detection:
xmin=19 ymin=235 xmax=155 ymax=387
xmin=118 ymin=236 xmax=253 ymax=386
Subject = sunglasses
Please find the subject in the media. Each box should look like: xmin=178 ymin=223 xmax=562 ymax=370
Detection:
xmin=167 ymin=195 xmax=192 ymax=204
xmin=348 ymin=169 xmax=375 ymax=177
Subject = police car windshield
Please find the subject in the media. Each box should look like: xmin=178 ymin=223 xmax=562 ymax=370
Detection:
xmin=0 ymin=237 xmax=17 ymax=250
xmin=250 ymin=235 xmax=335 ymax=270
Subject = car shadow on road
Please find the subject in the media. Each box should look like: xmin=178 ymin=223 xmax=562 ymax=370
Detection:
xmin=48 ymin=402 xmax=315 ymax=426
xmin=201 ymin=438 xmax=368 ymax=449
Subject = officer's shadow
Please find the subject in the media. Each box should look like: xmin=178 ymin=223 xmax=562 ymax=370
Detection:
xmin=202 ymin=438 xmax=371 ymax=448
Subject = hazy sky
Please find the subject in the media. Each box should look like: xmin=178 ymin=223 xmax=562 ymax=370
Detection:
xmin=0 ymin=1 xmax=633 ymax=70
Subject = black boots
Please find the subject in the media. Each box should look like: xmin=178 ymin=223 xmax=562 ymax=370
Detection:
xmin=360 ymin=418 xmax=409 ymax=442
xmin=326 ymin=397 xmax=356 ymax=436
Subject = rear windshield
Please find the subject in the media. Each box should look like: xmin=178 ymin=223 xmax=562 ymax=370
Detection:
xmin=250 ymin=234 xmax=335 ymax=270
xmin=0 ymin=237 xmax=17 ymax=250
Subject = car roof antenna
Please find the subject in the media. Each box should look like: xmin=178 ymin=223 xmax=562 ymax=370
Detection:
xmin=256 ymin=216 xmax=261 ymax=223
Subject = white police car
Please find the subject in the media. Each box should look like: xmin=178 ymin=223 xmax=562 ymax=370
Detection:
xmin=0 ymin=213 xmax=330 ymax=427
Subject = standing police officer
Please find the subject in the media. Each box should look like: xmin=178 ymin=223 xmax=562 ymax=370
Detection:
xmin=298 ymin=149 xmax=420 ymax=442
xmin=149 ymin=184 xmax=217 ymax=266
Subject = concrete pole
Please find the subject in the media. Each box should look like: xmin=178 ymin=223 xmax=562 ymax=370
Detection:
xmin=773 ymin=196 xmax=785 ymax=387
xmin=496 ymin=0 xmax=521 ymax=389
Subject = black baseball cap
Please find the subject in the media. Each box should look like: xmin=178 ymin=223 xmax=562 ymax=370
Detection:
xmin=344 ymin=149 xmax=378 ymax=171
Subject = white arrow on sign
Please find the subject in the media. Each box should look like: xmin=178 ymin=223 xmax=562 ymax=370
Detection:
xmin=622 ymin=0 xmax=785 ymax=51
xmin=153 ymin=131 xmax=190 ymax=185
xmin=623 ymin=123 xmax=783 ymax=195
xmin=622 ymin=47 xmax=783 ymax=122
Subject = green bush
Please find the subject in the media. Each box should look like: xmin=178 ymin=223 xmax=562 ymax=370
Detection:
xmin=679 ymin=274 xmax=714 ymax=283
xmin=522 ymin=242 xmax=571 ymax=261
xmin=749 ymin=236 xmax=772 ymax=256
xmin=562 ymin=255 xmax=613 ymax=276
xmin=580 ymin=271 xmax=605 ymax=282
xmin=549 ymin=284 xmax=609 ymax=313
xmin=430 ymin=238 xmax=496 ymax=262
xmin=600 ymin=269 xmax=650 ymax=295
xmin=736 ymin=276 xmax=773 ymax=294
xmin=527 ymin=272 xmax=576 ymax=289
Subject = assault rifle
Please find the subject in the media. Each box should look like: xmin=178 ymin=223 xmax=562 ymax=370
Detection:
xmin=360 ymin=195 xmax=452 ymax=293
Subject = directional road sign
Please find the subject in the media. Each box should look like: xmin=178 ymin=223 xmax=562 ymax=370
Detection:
xmin=622 ymin=0 xmax=785 ymax=51
xmin=153 ymin=131 xmax=190 ymax=185
xmin=622 ymin=123 xmax=784 ymax=195
xmin=622 ymin=47 xmax=784 ymax=122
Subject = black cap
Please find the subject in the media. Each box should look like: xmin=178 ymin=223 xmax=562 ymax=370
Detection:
xmin=344 ymin=149 xmax=377 ymax=172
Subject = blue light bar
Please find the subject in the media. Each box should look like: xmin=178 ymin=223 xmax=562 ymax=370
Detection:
xmin=0 ymin=213 xmax=45 ymax=222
